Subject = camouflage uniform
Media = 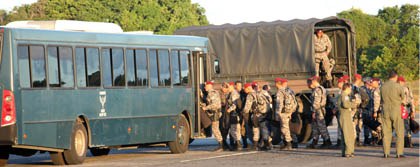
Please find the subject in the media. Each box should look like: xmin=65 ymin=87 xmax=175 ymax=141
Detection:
xmin=203 ymin=89 xmax=223 ymax=142
xmin=275 ymin=87 xmax=297 ymax=143
xmin=371 ymin=88 xmax=382 ymax=140
xmin=227 ymin=90 xmax=241 ymax=142
xmin=311 ymin=85 xmax=331 ymax=142
xmin=351 ymin=84 xmax=363 ymax=143
xmin=313 ymin=34 xmax=332 ymax=80
xmin=360 ymin=85 xmax=373 ymax=144
xmin=402 ymin=86 xmax=414 ymax=141
xmin=243 ymin=91 xmax=270 ymax=143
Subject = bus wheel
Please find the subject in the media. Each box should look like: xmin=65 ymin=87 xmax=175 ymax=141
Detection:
xmin=63 ymin=122 xmax=88 ymax=164
xmin=90 ymin=148 xmax=110 ymax=156
xmin=0 ymin=152 xmax=9 ymax=166
xmin=50 ymin=152 xmax=66 ymax=165
xmin=168 ymin=115 xmax=190 ymax=154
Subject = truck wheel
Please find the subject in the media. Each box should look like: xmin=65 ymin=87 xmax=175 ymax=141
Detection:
xmin=0 ymin=152 xmax=9 ymax=166
xmin=63 ymin=122 xmax=88 ymax=164
xmin=50 ymin=152 xmax=66 ymax=165
xmin=168 ymin=115 xmax=190 ymax=154
xmin=299 ymin=123 xmax=312 ymax=143
xmin=90 ymin=148 xmax=110 ymax=156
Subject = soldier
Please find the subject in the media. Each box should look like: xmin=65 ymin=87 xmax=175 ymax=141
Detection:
xmin=307 ymin=76 xmax=332 ymax=148
xmin=219 ymin=82 xmax=232 ymax=150
xmin=313 ymin=29 xmax=333 ymax=85
xmin=397 ymin=76 xmax=415 ymax=148
xmin=352 ymin=74 xmax=364 ymax=146
xmin=381 ymin=71 xmax=405 ymax=158
xmin=201 ymin=81 xmax=223 ymax=152
xmin=274 ymin=78 xmax=297 ymax=150
xmin=360 ymin=77 xmax=373 ymax=146
xmin=338 ymin=83 xmax=358 ymax=157
xmin=227 ymin=82 xmax=242 ymax=151
xmin=235 ymin=81 xmax=249 ymax=149
xmin=333 ymin=77 xmax=345 ymax=148
xmin=243 ymin=83 xmax=271 ymax=150
xmin=371 ymin=78 xmax=382 ymax=145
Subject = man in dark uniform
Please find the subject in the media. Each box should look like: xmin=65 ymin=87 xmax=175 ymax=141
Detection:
xmin=235 ymin=81 xmax=249 ymax=148
xmin=381 ymin=71 xmax=405 ymax=158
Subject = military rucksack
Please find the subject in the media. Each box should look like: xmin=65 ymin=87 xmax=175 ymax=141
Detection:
xmin=252 ymin=91 xmax=269 ymax=114
xmin=284 ymin=88 xmax=298 ymax=112
xmin=359 ymin=86 xmax=370 ymax=109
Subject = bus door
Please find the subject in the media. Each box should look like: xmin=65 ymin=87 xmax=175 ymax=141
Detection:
xmin=192 ymin=51 xmax=207 ymax=137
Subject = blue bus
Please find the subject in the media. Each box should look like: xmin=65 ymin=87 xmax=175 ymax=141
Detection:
xmin=0 ymin=26 xmax=209 ymax=165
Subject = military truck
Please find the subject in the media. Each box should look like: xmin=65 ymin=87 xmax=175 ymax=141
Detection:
xmin=175 ymin=17 xmax=356 ymax=144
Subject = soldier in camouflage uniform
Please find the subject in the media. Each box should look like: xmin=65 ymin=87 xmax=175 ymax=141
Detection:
xmin=235 ymin=81 xmax=250 ymax=149
xmin=307 ymin=76 xmax=332 ymax=148
xmin=360 ymin=77 xmax=373 ymax=146
xmin=313 ymin=29 xmax=333 ymax=84
xmin=227 ymin=82 xmax=243 ymax=151
xmin=274 ymin=78 xmax=297 ymax=150
xmin=219 ymin=82 xmax=232 ymax=151
xmin=371 ymin=78 xmax=382 ymax=145
xmin=397 ymin=76 xmax=415 ymax=148
xmin=351 ymin=74 xmax=364 ymax=146
xmin=243 ymin=83 xmax=271 ymax=150
xmin=201 ymin=81 xmax=223 ymax=152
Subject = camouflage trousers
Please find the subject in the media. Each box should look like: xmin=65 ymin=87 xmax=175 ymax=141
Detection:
xmin=212 ymin=121 xmax=223 ymax=142
xmin=312 ymin=108 xmax=330 ymax=141
xmin=404 ymin=106 xmax=412 ymax=137
xmin=352 ymin=109 xmax=363 ymax=140
xmin=252 ymin=119 xmax=270 ymax=142
xmin=314 ymin=53 xmax=332 ymax=80
xmin=230 ymin=123 xmax=241 ymax=141
xmin=279 ymin=112 xmax=293 ymax=142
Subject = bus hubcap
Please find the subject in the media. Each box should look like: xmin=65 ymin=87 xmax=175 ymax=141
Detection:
xmin=178 ymin=126 xmax=185 ymax=145
xmin=75 ymin=130 xmax=86 ymax=156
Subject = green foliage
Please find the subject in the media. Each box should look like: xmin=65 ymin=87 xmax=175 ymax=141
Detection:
xmin=1 ymin=0 xmax=208 ymax=34
xmin=339 ymin=4 xmax=419 ymax=81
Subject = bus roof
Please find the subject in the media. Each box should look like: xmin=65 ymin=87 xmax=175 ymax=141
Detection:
xmin=3 ymin=27 xmax=208 ymax=50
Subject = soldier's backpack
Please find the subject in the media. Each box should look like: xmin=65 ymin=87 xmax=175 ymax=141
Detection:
xmin=316 ymin=86 xmax=327 ymax=107
xmin=281 ymin=88 xmax=298 ymax=113
xmin=359 ymin=86 xmax=370 ymax=109
xmin=253 ymin=91 xmax=269 ymax=114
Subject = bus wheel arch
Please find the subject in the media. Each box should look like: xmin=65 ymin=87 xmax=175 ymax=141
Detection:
xmin=168 ymin=114 xmax=190 ymax=154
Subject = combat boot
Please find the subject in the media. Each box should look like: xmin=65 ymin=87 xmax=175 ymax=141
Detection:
xmin=214 ymin=142 xmax=223 ymax=152
xmin=363 ymin=137 xmax=370 ymax=146
xmin=292 ymin=141 xmax=298 ymax=148
xmin=222 ymin=140 xmax=232 ymax=151
xmin=307 ymin=139 xmax=318 ymax=149
xmin=251 ymin=141 xmax=259 ymax=151
xmin=321 ymin=139 xmax=332 ymax=149
xmin=234 ymin=140 xmax=242 ymax=151
xmin=404 ymin=137 xmax=413 ymax=148
xmin=242 ymin=137 xmax=248 ymax=149
xmin=265 ymin=140 xmax=273 ymax=150
xmin=333 ymin=139 xmax=341 ymax=148
xmin=280 ymin=142 xmax=292 ymax=150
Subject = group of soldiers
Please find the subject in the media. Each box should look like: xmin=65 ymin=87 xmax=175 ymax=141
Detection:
xmin=200 ymin=71 xmax=416 ymax=158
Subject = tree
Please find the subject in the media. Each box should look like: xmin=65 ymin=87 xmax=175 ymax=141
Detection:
xmin=2 ymin=0 xmax=208 ymax=34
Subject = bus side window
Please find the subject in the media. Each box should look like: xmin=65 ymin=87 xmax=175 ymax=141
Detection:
xmin=180 ymin=50 xmax=190 ymax=86
xmin=171 ymin=50 xmax=181 ymax=86
xmin=158 ymin=49 xmax=170 ymax=87
xmin=18 ymin=45 xmax=31 ymax=88
xmin=135 ymin=49 xmax=148 ymax=86
xmin=29 ymin=46 xmax=46 ymax=88
xmin=101 ymin=49 xmax=113 ymax=87
xmin=112 ymin=48 xmax=125 ymax=86
xmin=126 ymin=49 xmax=136 ymax=86
xmin=58 ymin=47 xmax=74 ymax=88
xmin=75 ymin=48 xmax=87 ymax=87
xmin=149 ymin=49 xmax=159 ymax=87
xmin=47 ymin=47 xmax=60 ymax=87
xmin=86 ymin=48 xmax=100 ymax=87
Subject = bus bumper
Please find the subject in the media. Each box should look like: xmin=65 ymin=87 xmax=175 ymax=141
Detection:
xmin=0 ymin=124 xmax=16 ymax=145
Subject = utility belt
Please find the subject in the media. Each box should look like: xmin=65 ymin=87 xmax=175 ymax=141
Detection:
xmin=315 ymin=49 xmax=327 ymax=53
xmin=206 ymin=109 xmax=221 ymax=122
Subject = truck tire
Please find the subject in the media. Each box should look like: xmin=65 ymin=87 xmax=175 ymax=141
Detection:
xmin=90 ymin=148 xmax=110 ymax=156
xmin=168 ymin=115 xmax=190 ymax=154
xmin=63 ymin=122 xmax=88 ymax=164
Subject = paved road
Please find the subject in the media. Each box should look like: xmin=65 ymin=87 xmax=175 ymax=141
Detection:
xmin=4 ymin=118 xmax=420 ymax=167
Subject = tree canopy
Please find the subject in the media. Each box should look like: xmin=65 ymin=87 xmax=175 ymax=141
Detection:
xmin=338 ymin=4 xmax=419 ymax=80
xmin=0 ymin=0 xmax=208 ymax=34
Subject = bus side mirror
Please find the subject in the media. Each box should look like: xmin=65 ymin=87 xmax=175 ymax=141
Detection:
xmin=214 ymin=59 xmax=220 ymax=74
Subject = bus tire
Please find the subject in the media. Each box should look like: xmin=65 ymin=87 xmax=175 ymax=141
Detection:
xmin=168 ymin=115 xmax=190 ymax=154
xmin=50 ymin=152 xmax=66 ymax=165
xmin=63 ymin=122 xmax=88 ymax=165
xmin=90 ymin=148 xmax=110 ymax=156
xmin=0 ymin=152 xmax=9 ymax=166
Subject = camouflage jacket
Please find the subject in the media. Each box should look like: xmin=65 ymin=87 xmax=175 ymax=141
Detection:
xmin=204 ymin=89 xmax=221 ymax=112
xmin=243 ymin=91 xmax=268 ymax=115
xmin=313 ymin=34 xmax=332 ymax=53
xmin=275 ymin=87 xmax=297 ymax=113
xmin=402 ymin=86 xmax=415 ymax=112
xmin=311 ymin=85 xmax=327 ymax=111
xmin=372 ymin=88 xmax=381 ymax=114
xmin=227 ymin=90 xmax=240 ymax=113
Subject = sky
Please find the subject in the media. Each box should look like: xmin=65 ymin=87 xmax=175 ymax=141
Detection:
xmin=1 ymin=0 xmax=419 ymax=25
